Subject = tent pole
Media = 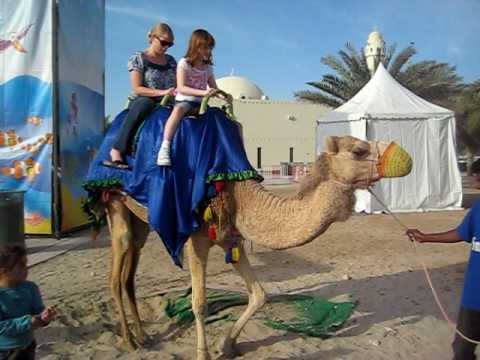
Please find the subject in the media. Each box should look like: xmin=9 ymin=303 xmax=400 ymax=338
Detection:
xmin=51 ymin=0 xmax=62 ymax=239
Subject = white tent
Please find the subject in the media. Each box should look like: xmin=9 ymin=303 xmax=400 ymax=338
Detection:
xmin=316 ymin=63 xmax=462 ymax=212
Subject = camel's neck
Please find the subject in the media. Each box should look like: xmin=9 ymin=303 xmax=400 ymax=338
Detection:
xmin=229 ymin=178 xmax=355 ymax=250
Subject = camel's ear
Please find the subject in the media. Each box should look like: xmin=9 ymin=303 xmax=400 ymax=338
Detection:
xmin=325 ymin=136 xmax=339 ymax=154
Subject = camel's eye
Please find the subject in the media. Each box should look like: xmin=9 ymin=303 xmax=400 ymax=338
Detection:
xmin=352 ymin=148 xmax=369 ymax=158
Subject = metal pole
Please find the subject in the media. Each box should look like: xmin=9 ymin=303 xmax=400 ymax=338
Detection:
xmin=51 ymin=0 xmax=62 ymax=238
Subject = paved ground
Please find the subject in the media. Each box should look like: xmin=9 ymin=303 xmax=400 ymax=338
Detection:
xmin=26 ymin=230 xmax=92 ymax=268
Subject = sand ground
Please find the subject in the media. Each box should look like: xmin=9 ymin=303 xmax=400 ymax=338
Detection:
xmin=29 ymin=182 xmax=480 ymax=360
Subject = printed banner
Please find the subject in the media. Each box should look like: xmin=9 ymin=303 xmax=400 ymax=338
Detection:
xmin=57 ymin=0 xmax=105 ymax=231
xmin=0 ymin=0 xmax=54 ymax=234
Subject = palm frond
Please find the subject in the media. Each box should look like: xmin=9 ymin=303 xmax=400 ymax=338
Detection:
xmin=294 ymin=90 xmax=342 ymax=108
xmin=388 ymin=46 xmax=416 ymax=77
xmin=383 ymin=43 xmax=397 ymax=68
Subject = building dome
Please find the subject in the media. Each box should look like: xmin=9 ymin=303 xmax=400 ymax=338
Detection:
xmin=216 ymin=76 xmax=264 ymax=100
xmin=367 ymin=30 xmax=385 ymax=47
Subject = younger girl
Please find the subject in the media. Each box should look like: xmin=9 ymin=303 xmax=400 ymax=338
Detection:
xmin=157 ymin=29 xmax=223 ymax=166
xmin=0 ymin=246 xmax=56 ymax=359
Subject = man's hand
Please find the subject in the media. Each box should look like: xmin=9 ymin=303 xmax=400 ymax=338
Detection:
xmin=406 ymin=229 xmax=427 ymax=243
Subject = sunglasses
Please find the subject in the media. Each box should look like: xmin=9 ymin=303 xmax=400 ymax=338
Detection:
xmin=155 ymin=37 xmax=174 ymax=48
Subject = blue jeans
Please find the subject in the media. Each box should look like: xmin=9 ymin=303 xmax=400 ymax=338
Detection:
xmin=113 ymin=96 xmax=157 ymax=155
xmin=0 ymin=341 xmax=36 ymax=360
xmin=175 ymin=100 xmax=200 ymax=113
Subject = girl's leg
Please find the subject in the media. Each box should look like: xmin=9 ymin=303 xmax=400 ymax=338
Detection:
xmin=163 ymin=104 xmax=189 ymax=141
xmin=157 ymin=104 xmax=188 ymax=166
xmin=111 ymin=97 xmax=156 ymax=161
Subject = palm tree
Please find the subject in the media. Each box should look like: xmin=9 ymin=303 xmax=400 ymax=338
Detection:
xmin=455 ymin=80 xmax=480 ymax=174
xmin=295 ymin=42 xmax=463 ymax=108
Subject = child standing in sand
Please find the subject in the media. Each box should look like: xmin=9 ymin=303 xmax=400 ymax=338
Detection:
xmin=157 ymin=29 xmax=229 ymax=166
xmin=407 ymin=200 xmax=480 ymax=360
xmin=0 ymin=246 xmax=56 ymax=360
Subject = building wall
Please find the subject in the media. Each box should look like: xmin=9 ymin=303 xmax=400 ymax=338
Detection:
xmin=227 ymin=100 xmax=330 ymax=167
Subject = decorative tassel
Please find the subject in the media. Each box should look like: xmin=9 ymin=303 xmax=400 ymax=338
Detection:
xmin=225 ymin=249 xmax=232 ymax=263
xmin=231 ymin=246 xmax=240 ymax=262
xmin=208 ymin=224 xmax=216 ymax=241
xmin=101 ymin=190 xmax=110 ymax=203
xmin=218 ymin=199 xmax=223 ymax=233
xmin=214 ymin=180 xmax=225 ymax=193
xmin=203 ymin=206 xmax=213 ymax=222
xmin=225 ymin=243 xmax=240 ymax=264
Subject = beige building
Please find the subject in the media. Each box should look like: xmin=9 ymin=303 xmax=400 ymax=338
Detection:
xmin=216 ymin=76 xmax=330 ymax=168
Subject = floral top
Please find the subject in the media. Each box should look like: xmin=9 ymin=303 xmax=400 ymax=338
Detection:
xmin=127 ymin=52 xmax=177 ymax=99
xmin=175 ymin=57 xmax=213 ymax=103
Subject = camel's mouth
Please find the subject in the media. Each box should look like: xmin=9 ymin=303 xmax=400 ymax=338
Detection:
xmin=353 ymin=175 xmax=381 ymax=189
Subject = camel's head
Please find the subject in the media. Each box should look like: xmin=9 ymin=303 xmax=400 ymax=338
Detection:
xmin=325 ymin=135 xmax=412 ymax=189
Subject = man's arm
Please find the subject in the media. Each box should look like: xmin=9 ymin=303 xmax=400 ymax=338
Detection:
xmin=406 ymin=229 xmax=463 ymax=243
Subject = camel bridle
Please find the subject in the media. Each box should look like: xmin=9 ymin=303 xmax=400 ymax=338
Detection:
xmin=329 ymin=141 xmax=381 ymax=189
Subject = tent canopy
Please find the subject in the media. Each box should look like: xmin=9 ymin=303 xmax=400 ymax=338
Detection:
xmin=316 ymin=63 xmax=461 ymax=212
xmin=320 ymin=63 xmax=453 ymax=122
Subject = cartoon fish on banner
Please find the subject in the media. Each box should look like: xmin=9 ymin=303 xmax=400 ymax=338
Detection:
xmin=0 ymin=24 xmax=34 ymax=54
xmin=20 ymin=133 xmax=53 ymax=155
xmin=26 ymin=116 xmax=42 ymax=126
xmin=0 ymin=130 xmax=23 ymax=147
xmin=43 ymin=133 xmax=53 ymax=145
xmin=25 ymin=212 xmax=45 ymax=226
xmin=21 ymin=143 xmax=41 ymax=155
xmin=1 ymin=158 xmax=42 ymax=180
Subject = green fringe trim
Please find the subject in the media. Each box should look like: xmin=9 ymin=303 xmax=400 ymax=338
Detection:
xmin=81 ymin=178 xmax=124 ymax=224
xmin=80 ymin=170 xmax=261 ymax=226
xmin=206 ymin=170 xmax=263 ymax=183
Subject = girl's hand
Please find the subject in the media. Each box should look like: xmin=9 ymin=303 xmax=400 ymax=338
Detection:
xmin=159 ymin=88 xmax=175 ymax=96
xmin=40 ymin=307 xmax=57 ymax=323
xmin=219 ymin=93 xmax=233 ymax=103
xmin=31 ymin=315 xmax=46 ymax=330
xmin=203 ymin=88 xmax=217 ymax=97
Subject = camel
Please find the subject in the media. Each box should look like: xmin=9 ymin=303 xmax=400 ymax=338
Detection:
xmin=102 ymin=135 xmax=412 ymax=359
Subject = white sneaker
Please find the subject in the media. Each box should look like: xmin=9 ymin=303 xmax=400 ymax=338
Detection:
xmin=157 ymin=145 xmax=171 ymax=166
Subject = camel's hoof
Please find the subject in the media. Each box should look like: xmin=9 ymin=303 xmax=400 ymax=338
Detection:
xmin=135 ymin=329 xmax=148 ymax=346
xmin=196 ymin=350 xmax=212 ymax=360
xmin=120 ymin=337 xmax=138 ymax=352
xmin=217 ymin=337 xmax=238 ymax=358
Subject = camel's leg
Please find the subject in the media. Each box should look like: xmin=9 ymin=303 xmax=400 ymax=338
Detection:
xmin=187 ymin=234 xmax=212 ymax=360
xmin=122 ymin=215 xmax=150 ymax=345
xmin=107 ymin=200 xmax=136 ymax=351
xmin=218 ymin=244 xmax=266 ymax=358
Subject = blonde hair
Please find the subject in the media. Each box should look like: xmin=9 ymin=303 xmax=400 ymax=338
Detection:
xmin=185 ymin=29 xmax=215 ymax=65
xmin=147 ymin=23 xmax=174 ymax=43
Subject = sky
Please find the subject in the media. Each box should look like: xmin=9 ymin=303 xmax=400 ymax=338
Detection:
xmin=105 ymin=0 xmax=480 ymax=116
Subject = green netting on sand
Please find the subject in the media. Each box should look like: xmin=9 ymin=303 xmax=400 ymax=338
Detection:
xmin=164 ymin=287 xmax=355 ymax=337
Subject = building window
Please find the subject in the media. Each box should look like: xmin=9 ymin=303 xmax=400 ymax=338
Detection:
xmin=289 ymin=147 xmax=294 ymax=163
xmin=257 ymin=147 xmax=262 ymax=169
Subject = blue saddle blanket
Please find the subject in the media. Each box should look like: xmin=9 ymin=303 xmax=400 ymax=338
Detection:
xmin=84 ymin=106 xmax=261 ymax=266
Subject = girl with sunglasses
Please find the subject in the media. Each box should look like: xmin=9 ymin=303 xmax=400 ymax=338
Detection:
xmin=157 ymin=29 xmax=229 ymax=166
xmin=104 ymin=23 xmax=177 ymax=169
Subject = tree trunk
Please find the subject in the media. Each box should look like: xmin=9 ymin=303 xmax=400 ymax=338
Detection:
xmin=466 ymin=150 xmax=474 ymax=176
